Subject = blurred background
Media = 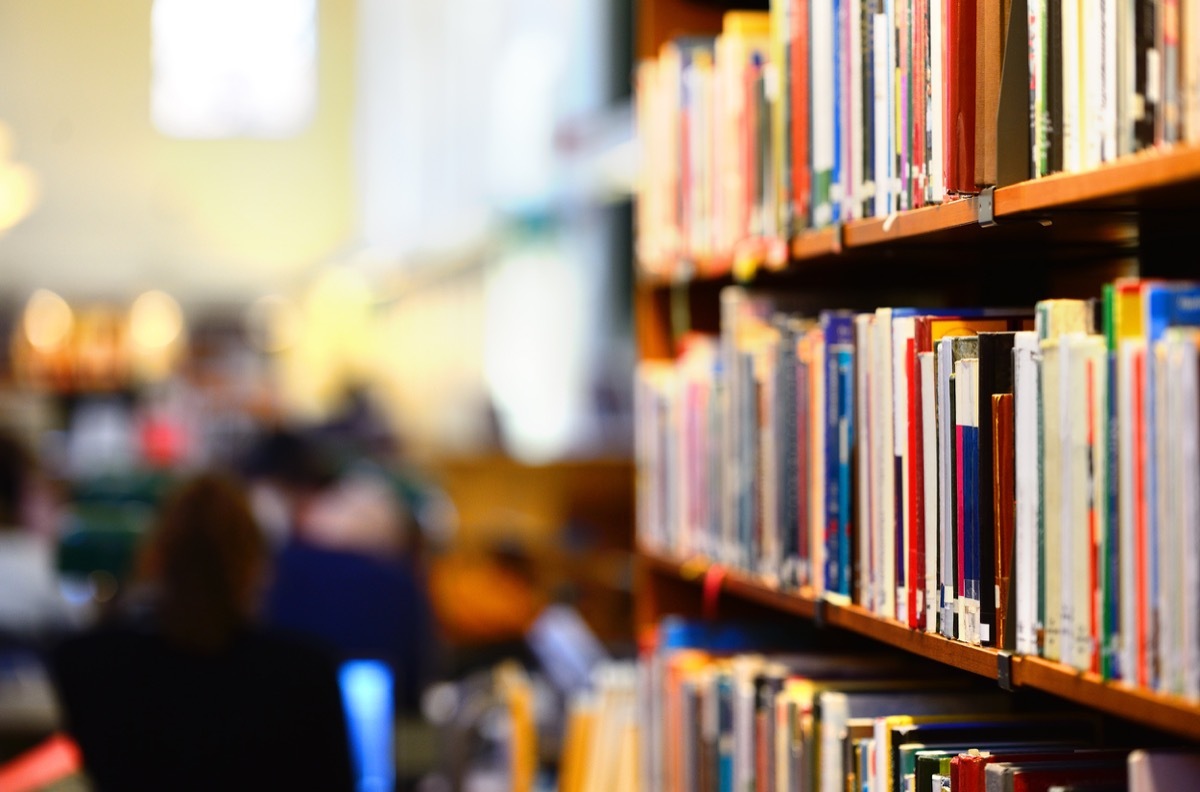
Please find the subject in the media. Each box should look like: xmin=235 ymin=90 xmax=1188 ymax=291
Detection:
xmin=0 ymin=1 xmax=639 ymax=788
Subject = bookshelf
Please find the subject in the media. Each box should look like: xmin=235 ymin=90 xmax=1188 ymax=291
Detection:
xmin=630 ymin=0 xmax=1200 ymax=765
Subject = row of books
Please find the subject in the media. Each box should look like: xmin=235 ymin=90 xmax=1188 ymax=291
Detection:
xmin=634 ymin=277 xmax=1200 ymax=698
xmin=632 ymin=617 xmax=1199 ymax=792
xmin=634 ymin=1 xmax=1200 ymax=278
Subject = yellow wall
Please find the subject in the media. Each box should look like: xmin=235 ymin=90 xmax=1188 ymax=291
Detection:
xmin=0 ymin=0 xmax=357 ymax=303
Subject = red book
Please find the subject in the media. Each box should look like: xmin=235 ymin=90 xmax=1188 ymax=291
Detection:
xmin=789 ymin=0 xmax=810 ymax=230
xmin=945 ymin=0 xmax=977 ymax=195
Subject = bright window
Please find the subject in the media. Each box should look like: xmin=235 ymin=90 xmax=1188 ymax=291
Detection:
xmin=151 ymin=0 xmax=317 ymax=139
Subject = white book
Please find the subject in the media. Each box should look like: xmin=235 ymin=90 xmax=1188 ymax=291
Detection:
xmin=1128 ymin=749 xmax=1200 ymax=792
xmin=873 ymin=12 xmax=891 ymax=217
xmin=1082 ymin=0 xmax=1105 ymax=168
xmin=755 ymin=326 xmax=781 ymax=582
xmin=1185 ymin=0 xmax=1200 ymax=142
xmin=919 ymin=349 xmax=939 ymax=633
xmin=928 ymin=0 xmax=944 ymax=200
xmin=1117 ymin=336 xmax=1146 ymax=684
xmin=1065 ymin=333 xmax=1107 ymax=673
xmin=1153 ymin=337 xmax=1179 ymax=695
xmin=1061 ymin=0 xmax=1081 ymax=172
xmin=1013 ymin=331 xmax=1041 ymax=656
xmin=812 ymin=0 xmax=836 ymax=226
xmin=893 ymin=315 xmax=916 ymax=623
xmin=1030 ymin=0 xmax=1047 ymax=174
xmin=855 ymin=313 xmax=877 ymax=608
xmin=848 ymin=0 xmax=865 ymax=218
xmin=720 ymin=287 xmax=744 ymax=567
xmin=1101 ymin=0 xmax=1119 ymax=162
xmin=936 ymin=336 xmax=957 ymax=638
xmin=731 ymin=655 xmax=762 ymax=792
xmin=1041 ymin=336 xmax=1064 ymax=661
xmin=874 ymin=307 xmax=898 ymax=618
xmin=1167 ymin=330 xmax=1200 ymax=699
xmin=1115 ymin=0 xmax=1137 ymax=155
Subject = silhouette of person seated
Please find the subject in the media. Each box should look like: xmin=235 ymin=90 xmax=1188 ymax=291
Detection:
xmin=48 ymin=471 xmax=355 ymax=792
xmin=244 ymin=426 xmax=440 ymax=715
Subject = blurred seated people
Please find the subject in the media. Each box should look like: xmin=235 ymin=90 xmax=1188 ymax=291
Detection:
xmin=247 ymin=427 xmax=441 ymax=716
xmin=0 ymin=426 xmax=84 ymax=650
xmin=48 ymin=470 xmax=355 ymax=792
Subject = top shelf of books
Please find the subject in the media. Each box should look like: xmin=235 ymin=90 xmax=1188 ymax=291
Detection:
xmin=633 ymin=0 xmax=1200 ymax=283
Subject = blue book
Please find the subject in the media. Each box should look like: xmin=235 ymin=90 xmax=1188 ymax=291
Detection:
xmin=955 ymin=353 xmax=981 ymax=645
xmin=822 ymin=309 xmax=857 ymax=598
xmin=1141 ymin=281 xmax=1200 ymax=687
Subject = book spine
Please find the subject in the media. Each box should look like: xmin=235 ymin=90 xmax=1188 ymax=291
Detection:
xmin=928 ymin=0 xmax=946 ymax=202
xmin=812 ymin=0 xmax=837 ymax=226
xmin=938 ymin=337 xmax=958 ymax=638
xmin=920 ymin=350 xmax=940 ymax=632
xmin=1014 ymin=331 xmax=1042 ymax=656
xmin=956 ymin=355 xmax=981 ymax=645
xmin=946 ymin=0 xmax=978 ymax=194
xmin=874 ymin=9 xmax=892 ymax=217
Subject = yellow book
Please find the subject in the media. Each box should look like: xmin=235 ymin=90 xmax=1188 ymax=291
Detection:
xmin=495 ymin=661 xmax=537 ymax=792
xmin=558 ymin=693 xmax=597 ymax=792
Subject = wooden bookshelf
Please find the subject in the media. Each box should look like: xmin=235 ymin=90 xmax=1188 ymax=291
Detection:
xmin=637 ymin=547 xmax=1200 ymax=742
xmin=630 ymin=0 xmax=1200 ymax=770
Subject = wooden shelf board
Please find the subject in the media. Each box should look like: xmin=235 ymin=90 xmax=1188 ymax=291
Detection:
xmin=790 ymin=225 xmax=843 ymax=261
xmin=995 ymin=144 xmax=1200 ymax=215
xmin=1013 ymin=656 xmax=1200 ymax=742
xmin=638 ymin=549 xmax=1200 ymax=741
xmin=823 ymin=603 xmax=999 ymax=679
xmin=841 ymin=197 xmax=979 ymax=248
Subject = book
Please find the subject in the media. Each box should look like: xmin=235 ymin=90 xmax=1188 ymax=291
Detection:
xmin=820 ymin=685 xmax=1012 ymax=792
xmin=788 ymin=0 xmax=812 ymax=231
xmin=992 ymin=391 xmax=1016 ymax=651
xmin=937 ymin=335 xmax=978 ymax=639
xmin=946 ymin=0 xmax=979 ymax=194
xmin=1012 ymin=330 xmax=1041 ymax=656
xmin=974 ymin=0 xmax=1006 ymax=187
xmin=953 ymin=748 xmax=1125 ymax=792
xmin=975 ymin=331 xmax=1018 ymax=647
xmin=875 ymin=712 xmax=1102 ymax=792
xmin=955 ymin=353 xmax=981 ymax=644
xmin=823 ymin=309 xmax=858 ymax=601
xmin=1127 ymin=748 xmax=1200 ymax=791
xmin=983 ymin=754 xmax=1128 ymax=792
xmin=811 ymin=0 xmax=839 ymax=226
xmin=920 ymin=349 xmax=939 ymax=632
xmin=1036 ymin=299 xmax=1095 ymax=662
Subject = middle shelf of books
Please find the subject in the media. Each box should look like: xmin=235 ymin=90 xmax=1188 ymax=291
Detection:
xmin=631 ymin=275 xmax=1200 ymax=744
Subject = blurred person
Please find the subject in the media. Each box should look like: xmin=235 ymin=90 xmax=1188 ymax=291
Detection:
xmin=0 ymin=426 xmax=83 ymax=649
xmin=48 ymin=470 xmax=355 ymax=792
xmin=245 ymin=426 xmax=441 ymax=717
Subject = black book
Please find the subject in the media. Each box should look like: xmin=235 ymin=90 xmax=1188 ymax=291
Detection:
xmin=976 ymin=331 xmax=1017 ymax=647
